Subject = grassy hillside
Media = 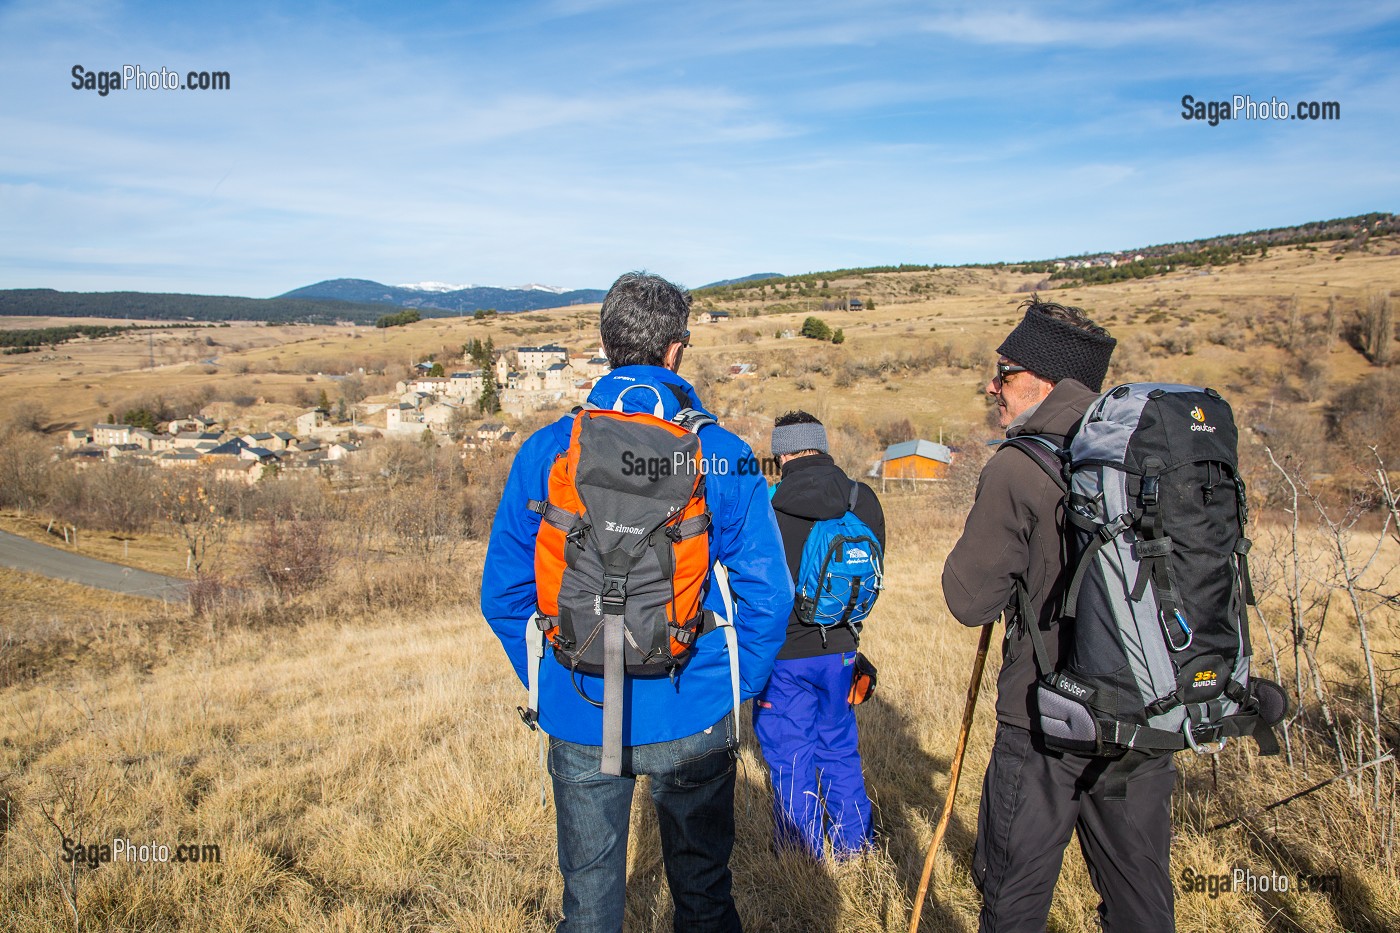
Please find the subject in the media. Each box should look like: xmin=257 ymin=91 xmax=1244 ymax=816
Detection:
xmin=2 ymin=228 xmax=1399 ymax=930
xmin=2 ymin=501 xmax=1397 ymax=931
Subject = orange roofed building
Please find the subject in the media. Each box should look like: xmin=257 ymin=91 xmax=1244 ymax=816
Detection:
xmin=878 ymin=439 xmax=953 ymax=487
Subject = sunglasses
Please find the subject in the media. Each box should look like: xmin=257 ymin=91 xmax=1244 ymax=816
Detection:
xmin=679 ymin=330 xmax=692 ymax=349
xmin=994 ymin=361 xmax=1029 ymax=382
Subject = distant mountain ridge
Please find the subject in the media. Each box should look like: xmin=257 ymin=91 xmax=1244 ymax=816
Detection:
xmin=3 ymin=214 xmax=1392 ymax=325
xmin=698 ymin=273 xmax=784 ymax=289
xmin=278 ymin=278 xmax=606 ymax=313
xmin=0 ymin=289 xmax=391 ymax=325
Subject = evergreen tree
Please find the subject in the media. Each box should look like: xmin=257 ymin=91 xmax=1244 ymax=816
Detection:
xmin=478 ymin=380 xmax=501 ymax=415
xmin=800 ymin=317 xmax=832 ymax=340
xmin=122 ymin=407 xmax=158 ymax=431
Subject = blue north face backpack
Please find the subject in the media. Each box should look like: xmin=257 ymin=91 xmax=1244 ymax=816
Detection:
xmin=792 ymin=481 xmax=884 ymax=645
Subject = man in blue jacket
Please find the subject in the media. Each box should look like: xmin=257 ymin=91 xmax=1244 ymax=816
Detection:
xmin=481 ymin=272 xmax=793 ymax=933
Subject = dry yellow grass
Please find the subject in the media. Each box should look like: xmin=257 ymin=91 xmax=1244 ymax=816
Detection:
xmin=2 ymin=498 xmax=1396 ymax=931
xmin=3 ymin=237 xmax=1399 ymax=929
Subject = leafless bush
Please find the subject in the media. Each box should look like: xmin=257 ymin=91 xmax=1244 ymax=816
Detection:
xmin=187 ymin=571 xmax=230 ymax=616
xmin=1369 ymin=291 xmax=1394 ymax=365
xmin=1295 ymin=357 xmax=1329 ymax=403
xmin=158 ymin=471 xmax=235 ymax=575
xmin=1206 ymin=325 xmax=1246 ymax=351
xmin=248 ymin=515 xmax=338 ymax=597
xmin=0 ymin=400 xmax=49 ymax=436
xmin=874 ymin=418 xmax=916 ymax=448
xmin=1157 ymin=326 xmax=1196 ymax=356
xmin=0 ymin=433 xmax=53 ymax=511
xmin=49 ymin=462 xmax=162 ymax=534
xmin=1326 ymin=370 xmax=1400 ymax=464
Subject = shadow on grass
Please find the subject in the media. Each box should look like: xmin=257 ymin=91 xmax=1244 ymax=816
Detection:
xmin=859 ymin=695 xmax=974 ymax=933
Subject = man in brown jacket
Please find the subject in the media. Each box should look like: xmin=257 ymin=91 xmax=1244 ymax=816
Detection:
xmin=942 ymin=297 xmax=1176 ymax=933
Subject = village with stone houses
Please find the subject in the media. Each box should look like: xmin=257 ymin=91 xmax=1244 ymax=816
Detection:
xmin=63 ymin=337 xmax=955 ymax=488
xmin=60 ymin=342 xmax=619 ymax=484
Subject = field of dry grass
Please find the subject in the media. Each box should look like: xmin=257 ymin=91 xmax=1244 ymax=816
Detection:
xmin=3 ymin=236 xmax=1399 ymax=930
xmin=2 ymin=497 xmax=1397 ymax=932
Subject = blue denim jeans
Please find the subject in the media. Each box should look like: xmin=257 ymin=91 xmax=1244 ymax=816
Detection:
xmin=548 ymin=714 xmax=742 ymax=933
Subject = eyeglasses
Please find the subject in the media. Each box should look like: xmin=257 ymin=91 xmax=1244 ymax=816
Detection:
xmin=994 ymin=361 xmax=1028 ymax=383
xmin=679 ymin=330 xmax=692 ymax=349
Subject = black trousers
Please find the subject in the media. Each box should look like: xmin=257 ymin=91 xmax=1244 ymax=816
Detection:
xmin=973 ymin=724 xmax=1176 ymax=933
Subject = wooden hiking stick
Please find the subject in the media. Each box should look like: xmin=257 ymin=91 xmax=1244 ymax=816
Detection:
xmin=908 ymin=623 xmax=993 ymax=933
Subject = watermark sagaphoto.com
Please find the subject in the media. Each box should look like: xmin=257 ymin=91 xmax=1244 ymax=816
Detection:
xmin=61 ymin=836 xmax=222 ymax=866
xmin=1180 ymin=866 xmax=1342 ymax=899
xmin=1181 ymin=94 xmax=1340 ymax=126
xmin=72 ymin=64 xmax=231 ymax=96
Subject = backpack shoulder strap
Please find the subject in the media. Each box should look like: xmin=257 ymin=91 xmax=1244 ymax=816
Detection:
xmin=847 ymin=479 xmax=859 ymax=512
xmin=1002 ymin=435 xmax=1066 ymax=678
xmin=1000 ymin=435 xmax=1068 ymax=493
xmin=1014 ymin=578 xmax=1055 ymax=676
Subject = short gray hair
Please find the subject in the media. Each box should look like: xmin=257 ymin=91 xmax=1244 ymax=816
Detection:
xmin=599 ymin=272 xmax=690 ymax=368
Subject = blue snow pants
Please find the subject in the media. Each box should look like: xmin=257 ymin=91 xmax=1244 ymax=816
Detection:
xmin=751 ymin=651 xmax=874 ymax=858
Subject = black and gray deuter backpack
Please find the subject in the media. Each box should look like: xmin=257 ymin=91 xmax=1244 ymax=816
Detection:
xmin=1005 ymin=383 xmax=1287 ymax=767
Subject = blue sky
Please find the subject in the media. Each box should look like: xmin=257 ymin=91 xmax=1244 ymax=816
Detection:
xmin=1 ymin=0 xmax=1397 ymax=297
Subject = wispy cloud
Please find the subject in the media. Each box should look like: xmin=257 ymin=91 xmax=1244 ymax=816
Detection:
xmin=0 ymin=0 xmax=1395 ymax=295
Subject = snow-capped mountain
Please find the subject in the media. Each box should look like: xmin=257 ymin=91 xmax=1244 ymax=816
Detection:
xmin=396 ymin=281 xmax=480 ymax=293
xmin=279 ymin=278 xmax=607 ymax=314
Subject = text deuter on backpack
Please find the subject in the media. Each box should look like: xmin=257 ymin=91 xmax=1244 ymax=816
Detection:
xmin=1004 ymin=383 xmax=1287 ymax=773
xmin=520 ymin=386 xmax=741 ymax=776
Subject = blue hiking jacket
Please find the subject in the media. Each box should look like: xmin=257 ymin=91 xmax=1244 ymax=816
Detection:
xmin=480 ymin=365 xmax=794 ymax=745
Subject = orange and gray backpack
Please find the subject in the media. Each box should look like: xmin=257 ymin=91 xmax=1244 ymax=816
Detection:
xmin=520 ymin=384 xmax=740 ymax=775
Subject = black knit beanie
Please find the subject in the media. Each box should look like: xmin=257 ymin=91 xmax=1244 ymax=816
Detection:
xmin=997 ymin=306 xmax=1116 ymax=392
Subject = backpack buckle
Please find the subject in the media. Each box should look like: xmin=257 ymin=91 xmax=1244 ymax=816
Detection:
xmin=600 ymin=574 xmax=627 ymax=614
xmin=1141 ymin=474 xmax=1160 ymax=508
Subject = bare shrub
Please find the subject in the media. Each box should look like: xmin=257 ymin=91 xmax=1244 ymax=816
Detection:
xmin=0 ymin=400 xmax=48 ymax=436
xmin=0 ymin=433 xmax=53 ymax=511
xmin=248 ymin=516 xmax=338 ymax=597
xmin=158 ymin=472 xmax=235 ymax=575
xmin=1207 ymin=325 xmax=1246 ymax=351
xmin=1158 ymin=327 xmax=1196 ymax=356
xmin=187 ymin=571 xmax=230 ymax=616
xmin=1295 ymin=357 xmax=1329 ymax=403
xmin=51 ymin=462 xmax=161 ymax=534
xmin=874 ymin=418 xmax=916 ymax=448
xmin=1325 ymin=370 xmax=1400 ymax=464
xmin=1366 ymin=290 xmax=1394 ymax=365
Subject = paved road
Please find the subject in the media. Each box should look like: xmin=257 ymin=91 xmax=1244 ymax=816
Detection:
xmin=0 ymin=529 xmax=189 ymax=602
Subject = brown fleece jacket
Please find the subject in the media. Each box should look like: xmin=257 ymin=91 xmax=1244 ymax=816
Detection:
xmin=941 ymin=379 xmax=1099 ymax=731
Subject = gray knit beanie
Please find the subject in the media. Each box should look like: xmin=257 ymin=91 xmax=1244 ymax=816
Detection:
xmin=771 ymin=421 xmax=828 ymax=457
